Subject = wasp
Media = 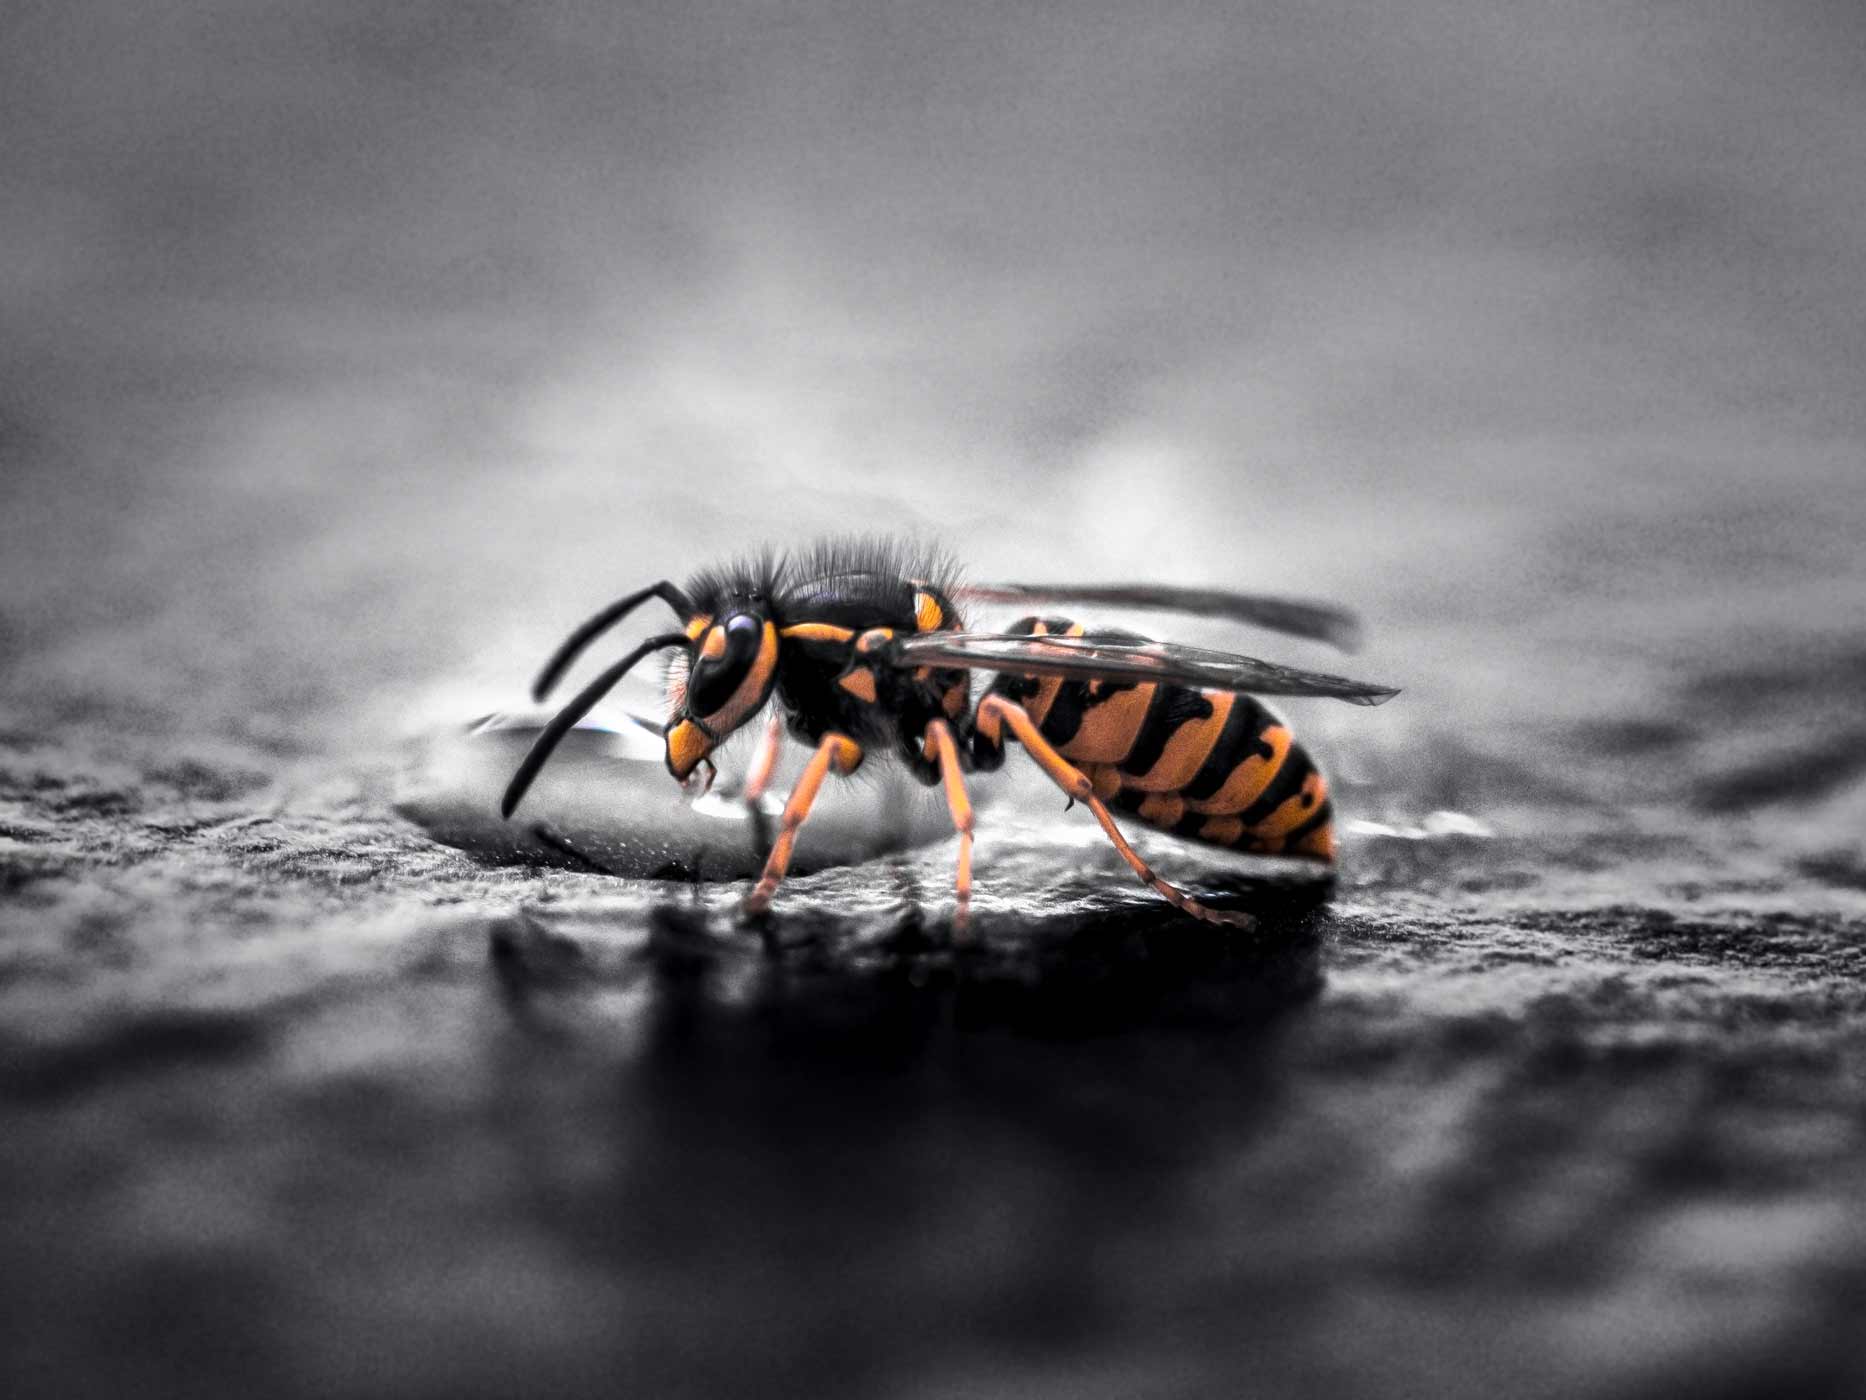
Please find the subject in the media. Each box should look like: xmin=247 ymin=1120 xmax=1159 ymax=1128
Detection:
xmin=501 ymin=539 xmax=1397 ymax=928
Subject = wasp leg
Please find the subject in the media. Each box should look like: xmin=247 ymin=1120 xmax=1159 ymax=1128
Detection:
xmin=920 ymin=719 xmax=975 ymax=931
xmin=743 ymin=732 xmax=863 ymax=917
xmin=973 ymin=695 xmax=1254 ymax=930
xmin=740 ymin=709 xmax=786 ymax=861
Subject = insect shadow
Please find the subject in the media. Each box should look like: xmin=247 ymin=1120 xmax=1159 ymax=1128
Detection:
xmin=488 ymin=871 xmax=1330 ymax=1050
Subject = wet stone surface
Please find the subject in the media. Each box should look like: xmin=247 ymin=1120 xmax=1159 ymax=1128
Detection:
xmin=3 ymin=661 xmax=1866 ymax=1399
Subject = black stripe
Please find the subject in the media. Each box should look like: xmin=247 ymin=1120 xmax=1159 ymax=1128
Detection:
xmin=1118 ymin=686 xmax=1213 ymax=778
xmin=1237 ymin=744 xmax=1315 ymax=827
xmin=1182 ymin=696 xmax=1275 ymax=801
xmin=987 ymin=671 xmax=1040 ymax=704
xmin=970 ymin=725 xmax=1006 ymax=771
xmin=1040 ymin=679 xmax=1093 ymax=747
xmin=1171 ymin=808 xmax=1208 ymax=839
xmin=987 ymin=618 xmax=1058 ymax=708
xmin=986 ymin=616 xmax=1043 ymax=704
xmin=1279 ymin=800 xmax=1334 ymax=848
xmin=1080 ymin=626 xmax=1149 ymax=646
xmin=1111 ymin=788 xmax=1148 ymax=815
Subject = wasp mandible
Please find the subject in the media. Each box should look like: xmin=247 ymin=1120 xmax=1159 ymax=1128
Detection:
xmin=501 ymin=539 xmax=1398 ymax=928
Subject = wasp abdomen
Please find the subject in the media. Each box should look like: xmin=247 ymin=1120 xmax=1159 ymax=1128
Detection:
xmin=986 ymin=617 xmax=1336 ymax=863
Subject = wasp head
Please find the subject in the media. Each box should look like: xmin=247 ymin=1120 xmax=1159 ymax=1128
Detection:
xmin=665 ymin=603 xmax=779 ymax=788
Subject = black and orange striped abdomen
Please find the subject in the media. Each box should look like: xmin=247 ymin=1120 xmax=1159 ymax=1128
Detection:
xmin=984 ymin=617 xmax=1336 ymax=863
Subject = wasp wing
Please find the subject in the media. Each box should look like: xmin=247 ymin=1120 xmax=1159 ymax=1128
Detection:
xmin=889 ymin=631 xmax=1399 ymax=706
xmin=952 ymin=582 xmax=1364 ymax=651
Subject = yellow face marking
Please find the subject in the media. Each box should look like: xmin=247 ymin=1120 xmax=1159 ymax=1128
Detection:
xmin=666 ymin=719 xmax=712 ymax=779
xmin=838 ymin=669 xmax=878 ymax=703
xmin=724 ymin=623 xmax=778 ymax=721
xmin=684 ymin=615 xmax=712 ymax=641
xmin=700 ymin=626 xmax=727 ymax=660
xmin=1124 ymin=691 xmax=1235 ymax=793
xmin=780 ymin=622 xmax=856 ymax=644
xmin=692 ymin=622 xmax=779 ymax=737
xmin=1184 ymin=725 xmax=1293 ymax=815
xmin=913 ymin=591 xmax=943 ymax=632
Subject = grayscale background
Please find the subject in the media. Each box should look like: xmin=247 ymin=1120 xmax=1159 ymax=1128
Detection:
xmin=4 ymin=4 xmax=1864 ymax=1397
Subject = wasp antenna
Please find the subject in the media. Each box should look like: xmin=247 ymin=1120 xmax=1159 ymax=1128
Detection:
xmin=503 ymin=631 xmax=690 ymax=819
xmin=622 ymin=710 xmax=667 ymax=736
xmin=531 ymin=581 xmax=696 ymax=702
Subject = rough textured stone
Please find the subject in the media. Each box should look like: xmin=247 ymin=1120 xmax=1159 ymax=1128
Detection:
xmin=3 ymin=655 xmax=1865 ymax=1397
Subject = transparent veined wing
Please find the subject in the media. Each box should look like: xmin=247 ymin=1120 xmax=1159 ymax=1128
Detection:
xmin=953 ymin=582 xmax=1363 ymax=651
xmin=886 ymin=631 xmax=1399 ymax=705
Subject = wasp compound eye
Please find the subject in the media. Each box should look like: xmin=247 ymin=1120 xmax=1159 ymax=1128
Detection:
xmin=688 ymin=613 xmax=766 ymax=716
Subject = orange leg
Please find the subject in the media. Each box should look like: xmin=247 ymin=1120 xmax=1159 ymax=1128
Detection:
xmin=743 ymin=709 xmax=785 ymax=803
xmin=744 ymin=732 xmax=863 ymax=915
xmin=739 ymin=709 xmax=787 ymax=861
xmin=973 ymin=695 xmax=1254 ymax=930
xmin=920 ymin=719 xmax=975 ymax=930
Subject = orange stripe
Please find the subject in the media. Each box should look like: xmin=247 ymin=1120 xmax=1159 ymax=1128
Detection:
xmin=781 ymin=622 xmax=855 ymax=644
xmin=1060 ymin=681 xmax=1156 ymax=764
xmin=704 ymin=622 xmax=778 ymax=730
xmin=1248 ymin=770 xmax=1330 ymax=840
xmin=1123 ymin=690 xmax=1234 ymax=793
xmin=1024 ymin=621 xmax=1062 ymax=724
xmin=1198 ymin=815 xmax=1244 ymax=845
xmin=1184 ymin=725 xmax=1292 ymax=815
xmin=1023 ymin=620 xmax=1085 ymax=727
xmin=1136 ymin=792 xmax=1185 ymax=827
xmin=1291 ymin=823 xmax=1337 ymax=862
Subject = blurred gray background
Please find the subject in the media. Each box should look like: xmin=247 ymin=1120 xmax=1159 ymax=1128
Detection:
xmin=5 ymin=0 xmax=1862 ymax=751
xmin=5 ymin=5 xmax=1866 ymax=1398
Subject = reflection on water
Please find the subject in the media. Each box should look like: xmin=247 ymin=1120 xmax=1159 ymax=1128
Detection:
xmin=493 ymin=882 xmax=1330 ymax=1037
xmin=1345 ymin=810 xmax=1495 ymax=841
xmin=395 ymin=710 xmax=962 ymax=879
xmin=483 ymin=897 xmax=1328 ymax=1393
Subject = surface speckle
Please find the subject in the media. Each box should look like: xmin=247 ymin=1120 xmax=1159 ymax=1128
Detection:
xmin=3 ymin=673 xmax=1865 ymax=1396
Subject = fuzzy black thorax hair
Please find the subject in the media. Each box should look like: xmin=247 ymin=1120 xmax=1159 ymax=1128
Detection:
xmin=681 ymin=536 xmax=962 ymax=621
